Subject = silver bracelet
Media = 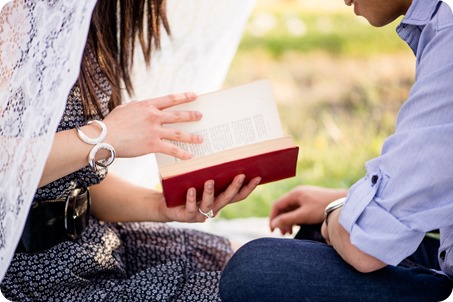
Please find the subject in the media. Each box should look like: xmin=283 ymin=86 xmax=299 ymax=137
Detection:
xmin=75 ymin=120 xmax=115 ymax=171
xmin=76 ymin=120 xmax=107 ymax=145
xmin=88 ymin=142 xmax=116 ymax=172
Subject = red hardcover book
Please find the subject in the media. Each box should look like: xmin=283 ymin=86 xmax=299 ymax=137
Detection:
xmin=161 ymin=139 xmax=299 ymax=207
xmin=155 ymin=80 xmax=299 ymax=207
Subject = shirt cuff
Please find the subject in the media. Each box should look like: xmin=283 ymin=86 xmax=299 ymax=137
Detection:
xmin=339 ymin=171 xmax=425 ymax=266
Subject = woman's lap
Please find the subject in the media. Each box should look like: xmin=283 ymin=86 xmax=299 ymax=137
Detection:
xmin=1 ymin=221 xmax=231 ymax=302
xmin=219 ymin=238 xmax=453 ymax=302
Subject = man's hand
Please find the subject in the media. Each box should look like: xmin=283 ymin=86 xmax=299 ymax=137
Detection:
xmin=269 ymin=186 xmax=347 ymax=235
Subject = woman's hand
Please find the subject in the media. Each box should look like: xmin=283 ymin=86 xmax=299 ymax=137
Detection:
xmin=269 ymin=186 xmax=347 ymax=235
xmin=159 ymin=175 xmax=262 ymax=223
xmin=101 ymin=92 xmax=203 ymax=160
xmin=89 ymin=173 xmax=260 ymax=223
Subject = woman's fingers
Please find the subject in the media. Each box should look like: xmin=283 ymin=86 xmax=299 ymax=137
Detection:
xmin=197 ymin=176 xmax=244 ymax=221
xmin=185 ymin=187 xmax=199 ymax=218
xmin=174 ymin=175 xmax=262 ymax=223
xmin=159 ymin=128 xmax=203 ymax=145
xmin=104 ymin=93 xmax=203 ymax=159
xmin=231 ymin=176 xmax=261 ymax=203
xmin=156 ymin=140 xmax=194 ymax=160
xmin=198 ymin=180 xmax=216 ymax=220
xmin=151 ymin=92 xmax=198 ymax=109
xmin=208 ymin=175 xmax=247 ymax=213
xmin=159 ymin=110 xmax=202 ymax=124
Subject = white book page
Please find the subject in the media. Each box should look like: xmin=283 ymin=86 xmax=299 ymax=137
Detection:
xmin=156 ymin=80 xmax=283 ymax=167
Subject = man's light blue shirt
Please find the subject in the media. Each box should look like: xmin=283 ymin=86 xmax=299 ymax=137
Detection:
xmin=339 ymin=0 xmax=453 ymax=278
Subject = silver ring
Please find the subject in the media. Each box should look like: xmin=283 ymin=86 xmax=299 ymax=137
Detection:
xmin=198 ymin=208 xmax=214 ymax=219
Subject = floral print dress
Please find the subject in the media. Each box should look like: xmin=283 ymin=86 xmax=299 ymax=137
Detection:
xmin=1 ymin=52 xmax=232 ymax=302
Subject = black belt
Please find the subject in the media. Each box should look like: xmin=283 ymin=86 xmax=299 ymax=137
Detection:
xmin=16 ymin=186 xmax=91 ymax=253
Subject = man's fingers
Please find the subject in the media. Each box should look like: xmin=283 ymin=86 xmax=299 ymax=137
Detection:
xmin=270 ymin=190 xmax=299 ymax=216
xmin=270 ymin=210 xmax=302 ymax=232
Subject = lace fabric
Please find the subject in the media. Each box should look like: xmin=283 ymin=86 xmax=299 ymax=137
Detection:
xmin=0 ymin=0 xmax=97 ymax=281
xmin=0 ymin=0 xmax=255 ymax=283
xmin=131 ymin=0 xmax=256 ymax=97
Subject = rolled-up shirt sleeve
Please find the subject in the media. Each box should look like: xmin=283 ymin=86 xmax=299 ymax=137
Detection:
xmin=340 ymin=169 xmax=427 ymax=266
xmin=339 ymin=8 xmax=453 ymax=266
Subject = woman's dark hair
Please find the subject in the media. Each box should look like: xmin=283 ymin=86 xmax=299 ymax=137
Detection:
xmin=78 ymin=0 xmax=170 ymax=118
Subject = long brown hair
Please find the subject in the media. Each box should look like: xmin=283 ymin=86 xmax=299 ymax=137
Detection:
xmin=77 ymin=0 xmax=170 ymax=118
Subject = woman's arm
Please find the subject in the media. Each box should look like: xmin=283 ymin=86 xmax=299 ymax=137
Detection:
xmin=89 ymin=172 xmax=261 ymax=223
xmin=39 ymin=93 xmax=202 ymax=187
xmin=89 ymin=173 xmax=168 ymax=222
xmin=39 ymin=126 xmax=107 ymax=187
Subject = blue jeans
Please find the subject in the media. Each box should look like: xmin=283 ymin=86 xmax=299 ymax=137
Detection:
xmin=219 ymin=227 xmax=453 ymax=302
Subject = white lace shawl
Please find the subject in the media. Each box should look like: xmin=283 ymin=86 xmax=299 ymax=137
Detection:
xmin=0 ymin=0 xmax=255 ymax=282
xmin=0 ymin=0 xmax=97 ymax=281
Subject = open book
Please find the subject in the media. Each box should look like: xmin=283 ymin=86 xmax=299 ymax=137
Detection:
xmin=156 ymin=79 xmax=299 ymax=207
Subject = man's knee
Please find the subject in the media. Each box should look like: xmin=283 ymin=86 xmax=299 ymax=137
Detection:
xmin=220 ymin=238 xmax=278 ymax=301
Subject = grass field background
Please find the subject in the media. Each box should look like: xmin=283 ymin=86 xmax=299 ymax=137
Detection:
xmin=218 ymin=0 xmax=415 ymax=219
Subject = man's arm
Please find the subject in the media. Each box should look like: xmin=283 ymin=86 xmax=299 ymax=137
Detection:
xmin=322 ymin=208 xmax=387 ymax=273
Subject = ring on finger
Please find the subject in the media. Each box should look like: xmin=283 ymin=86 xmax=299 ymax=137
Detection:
xmin=199 ymin=208 xmax=214 ymax=219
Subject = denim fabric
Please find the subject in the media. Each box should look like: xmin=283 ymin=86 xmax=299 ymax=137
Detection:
xmin=219 ymin=237 xmax=453 ymax=302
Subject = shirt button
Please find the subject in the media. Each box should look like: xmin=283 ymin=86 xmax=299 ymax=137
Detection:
xmin=440 ymin=250 xmax=446 ymax=262
xmin=371 ymin=175 xmax=379 ymax=185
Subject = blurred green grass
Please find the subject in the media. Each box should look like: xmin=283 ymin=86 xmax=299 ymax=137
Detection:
xmin=239 ymin=13 xmax=407 ymax=58
xmin=219 ymin=2 xmax=413 ymax=219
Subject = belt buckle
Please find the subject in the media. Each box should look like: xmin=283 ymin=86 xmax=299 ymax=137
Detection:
xmin=64 ymin=186 xmax=90 ymax=240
